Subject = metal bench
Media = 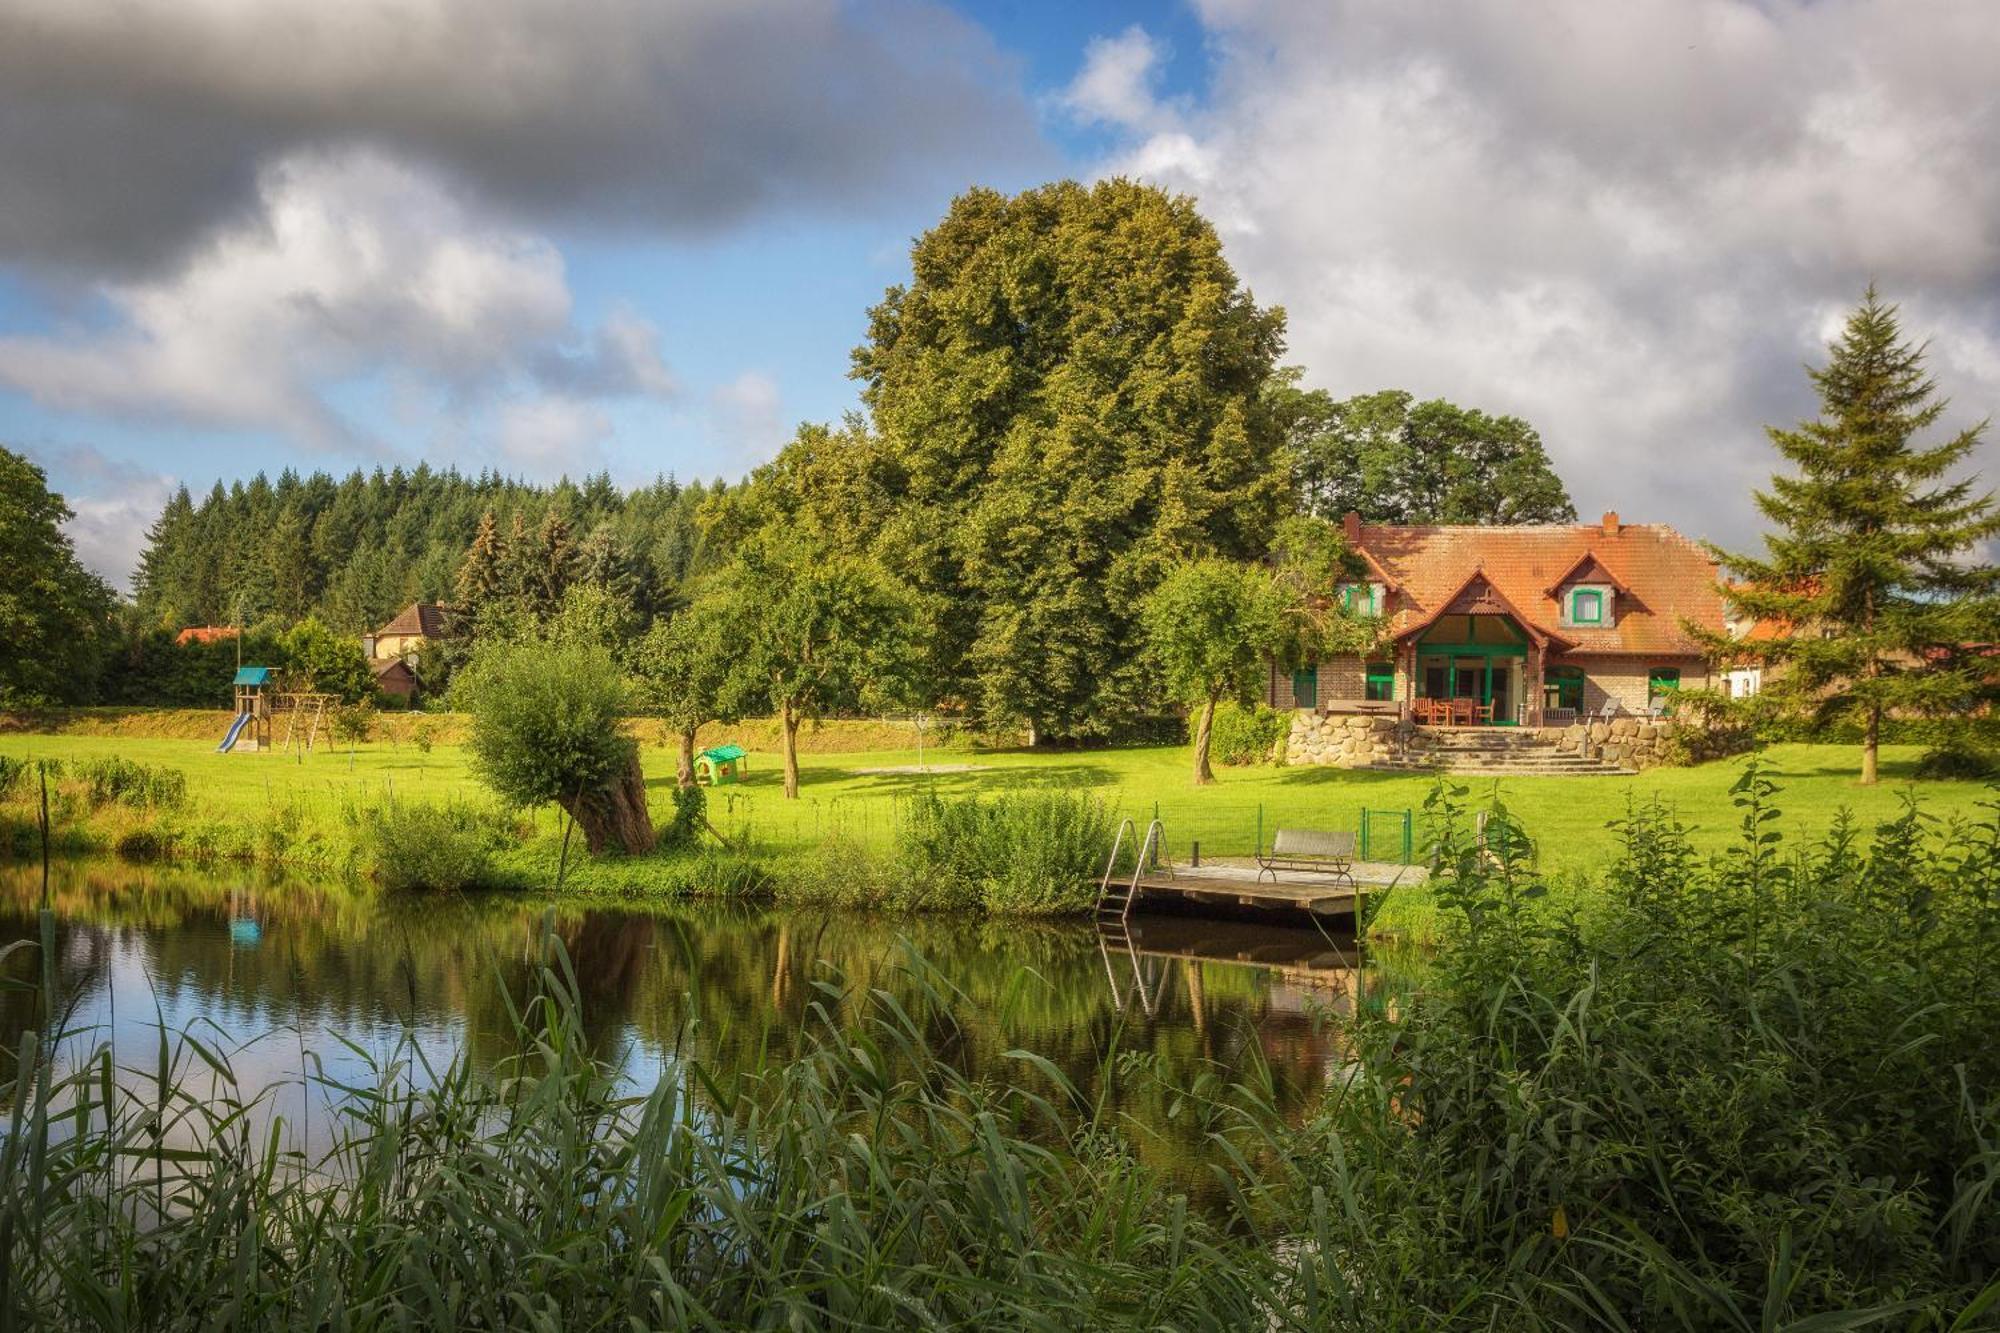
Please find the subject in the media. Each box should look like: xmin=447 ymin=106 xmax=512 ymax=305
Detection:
xmin=1256 ymin=828 xmax=1358 ymax=886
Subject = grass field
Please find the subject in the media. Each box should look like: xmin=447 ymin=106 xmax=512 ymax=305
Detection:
xmin=2 ymin=723 xmax=1988 ymax=879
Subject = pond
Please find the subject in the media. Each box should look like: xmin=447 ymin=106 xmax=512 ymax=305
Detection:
xmin=0 ymin=860 xmax=1364 ymax=1194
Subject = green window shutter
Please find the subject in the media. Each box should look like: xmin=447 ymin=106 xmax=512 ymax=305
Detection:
xmin=1291 ymin=667 xmax=1318 ymax=708
xmin=1364 ymin=662 xmax=1394 ymax=701
xmin=1648 ymin=668 xmax=1681 ymax=711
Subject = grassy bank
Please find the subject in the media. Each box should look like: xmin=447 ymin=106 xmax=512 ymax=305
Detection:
xmin=3 ymin=725 xmax=1995 ymax=937
xmin=3 ymin=776 xmax=1996 ymax=1327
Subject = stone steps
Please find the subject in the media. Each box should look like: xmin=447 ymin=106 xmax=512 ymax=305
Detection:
xmin=1285 ymin=710 xmax=1675 ymax=774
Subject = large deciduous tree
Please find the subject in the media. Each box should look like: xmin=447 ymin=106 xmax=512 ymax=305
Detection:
xmin=709 ymin=531 xmax=917 ymax=799
xmin=850 ymin=179 xmax=1292 ymax=740
xmin=0 ymin=447 xmax=117 ymax=706
xmin=1282 ymin=384 xmax=1576 ymax=525
xmin=1710 ymin=290 xmax=2000 ymax=785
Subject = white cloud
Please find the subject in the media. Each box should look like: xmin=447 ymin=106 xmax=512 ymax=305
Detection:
xmin=1068 ymin=0 xmax=2000 ymax=546
xmin=0 ymin=149 xmax=673 ymax=447
xmin=1059 ymin=26 xmax=1174 ymax=132
xmin=709 ymin=371 xmax=786 ymax=467
xmin=25 ymin=443 xmax=177 ymax=591
xmin=495 ymin=398 xmax=613 ymax=471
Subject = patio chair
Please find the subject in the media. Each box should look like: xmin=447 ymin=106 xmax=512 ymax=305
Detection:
xmin=1452 ymin=697 xmax=1476 ymax=727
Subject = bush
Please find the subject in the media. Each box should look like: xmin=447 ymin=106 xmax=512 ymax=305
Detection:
xmin=1914 ymin=736 xmax=1996 ymax=779
xmin=409 ymin=718 xmax=437 ymax=754
xmin=364 ymin=802 xmax=500 ymax=892
xmin=71 ymin=756 xmax=187 ymax=810
xmin=1293 ymin=771 xmax=2000 ymax=1325
xmin=1206 ymin=701 xmax=1288 ymax=766
xmin=0 ymin=755 xmax=26 ymax=799
xmin=894 ymin=788 xmax=1115 ymax=914
xmin=331 ymin=702 xmax=376 ymax=748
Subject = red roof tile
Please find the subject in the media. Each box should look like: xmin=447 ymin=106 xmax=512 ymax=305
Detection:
xmin=1356 ymin=521 xmax=1725 ymax=657
xmin=372 ymin=602 xmax=455 ymax=639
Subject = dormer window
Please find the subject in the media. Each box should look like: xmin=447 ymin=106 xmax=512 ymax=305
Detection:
xmin=1340 ymin=582 xmax=1385 ymax=617
xmin=1563 ymin=585 xmax=1611 ymax=628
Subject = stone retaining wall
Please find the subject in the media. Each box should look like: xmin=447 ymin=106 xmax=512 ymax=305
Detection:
xmin=1284 ymin=710 xmax=1686 ymax=771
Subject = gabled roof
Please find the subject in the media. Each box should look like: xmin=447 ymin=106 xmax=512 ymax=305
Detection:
xmin=1352 ymin=520 xmax=1724 ymax=657
xmin=1542 ymin=551 xmax=1631 ymax=598
xmin=373 ymin=602 xmax=455 ymax=639
xmin=1394 ymin=567 xmax=1567 ymax=649
xmin=175 ymin=625 xmax=239 ymax=646
xmin=371 ymin=658 xmax=418 ymax=681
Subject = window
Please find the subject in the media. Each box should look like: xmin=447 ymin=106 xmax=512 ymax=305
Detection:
xmin=1570 ymin=588 xmax=1604 ymax=625
xmin=1291 ymin=667 xmax=1318 ymax=708
xmin=1339 ymin=583 xmax=1379 ymax=617
xmin=1544 ymin=665 xmax=1585 ymax=712
xmin=1364 ymin=662 xmax=1394 ymax=702
xmin=1648 ymin=667 xmax=1681 ymax=713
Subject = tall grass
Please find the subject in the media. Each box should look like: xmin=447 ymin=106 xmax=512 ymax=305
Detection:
xmin=0 ymin=928 xmax=1283 ymax=1328
xmin=777 ymin=787 xmax=1116 ymax=914
xmin=1280 ymin=766 xmax=2000 ymax=1327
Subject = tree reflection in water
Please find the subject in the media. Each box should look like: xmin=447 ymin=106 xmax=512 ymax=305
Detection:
xmin=0 ymin=860 xmax=1376 ymax=1195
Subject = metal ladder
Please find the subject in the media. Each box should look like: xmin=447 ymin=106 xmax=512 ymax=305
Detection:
xmin=1095 ymin=818 xmax=1165 ymax=924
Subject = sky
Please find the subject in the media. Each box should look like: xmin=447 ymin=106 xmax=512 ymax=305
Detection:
xmin=3 ymin=0 xmax=1998 ymax=591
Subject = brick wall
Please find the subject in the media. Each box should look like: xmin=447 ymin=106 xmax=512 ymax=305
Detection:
xmin=1557 ymin=656 xmax=1710 ymax=714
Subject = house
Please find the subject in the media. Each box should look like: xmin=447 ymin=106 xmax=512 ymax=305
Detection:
xmin=372 ymin=657 xmax=420 ymax=702
xmin=1272 ymin=511 xmax=1727 ymax=727
xmin=363 ymin=602 xmax=455 ymax=666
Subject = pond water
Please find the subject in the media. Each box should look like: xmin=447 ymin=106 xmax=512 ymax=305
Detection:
xmin=0 ymin=860 xmax=1362 ymax=1192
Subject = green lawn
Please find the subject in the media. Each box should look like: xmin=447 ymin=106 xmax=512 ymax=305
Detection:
xmin=2 ymin=728 xmax=1987 ymax=877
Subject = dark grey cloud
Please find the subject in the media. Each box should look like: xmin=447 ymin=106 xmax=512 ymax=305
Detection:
xmin=0 ymin=0 xmax=1051 ymax=275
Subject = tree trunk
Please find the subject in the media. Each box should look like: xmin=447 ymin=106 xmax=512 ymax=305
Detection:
xmin=557 ymin=750 xmax=657 ymax=854
xmin=676 ymin=727 xmax=697 ymax=788
xmin=1192 ymin=692 xmax=1219 ymax=786
xmin=1861 ymin=702 xmax=1880 ymax=786
xmin=781 ymin=701 xmax=801 ymax=799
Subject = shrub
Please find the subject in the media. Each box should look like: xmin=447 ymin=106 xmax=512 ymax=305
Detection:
xmin=1914 ymin=736 xmax=1996 ymax=779
xmin=364 ymin=802 xmax=499 ymax=892
xmin=71 ymin=756 xmax=187 ymax=810
xmin=409 ymin=718 xmax=437 ymax=754
xmin=331 ymin=702 xmax=376 ymax=748
xmin=0 ymin=755 xmax=26 ymax=799
xmin=1292 ymin=771 xmax=2000 ymax=1326
xmin=1206 ymin=701 xmax=1288 ymax=766
xmin=895 ymin=788 xmax=1115 ymax=915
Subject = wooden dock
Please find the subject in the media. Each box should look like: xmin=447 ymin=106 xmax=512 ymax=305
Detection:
xmin=1123 ymin=858 xmax=1425 ymax=919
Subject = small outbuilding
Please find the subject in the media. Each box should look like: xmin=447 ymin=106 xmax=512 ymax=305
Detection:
xmin=694 ymin=744 xmax=747 ymax=786
xmin=372 ymin=657 xmax=420 ymax=702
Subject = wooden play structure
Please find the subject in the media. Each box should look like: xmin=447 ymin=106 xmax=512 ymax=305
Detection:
xmin=694 ymin=744 xmax=746 ymax=786
xmin=219 ymin=667 xmax=272 ymax=753
xmin=277 ymin=693 xmax=340 ymax=755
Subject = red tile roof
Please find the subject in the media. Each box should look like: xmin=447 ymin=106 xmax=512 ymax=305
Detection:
xmin=174 ymin=625 xmax=239 ymax=645
xmin=1355 ymin=519 xmax=1725 ymax=657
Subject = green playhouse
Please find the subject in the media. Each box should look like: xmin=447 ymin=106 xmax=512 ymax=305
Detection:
xmin=694 ymin=744 xmax=746 ymax=786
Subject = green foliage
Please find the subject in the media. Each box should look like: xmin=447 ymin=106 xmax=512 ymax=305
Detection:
xmin=839 ymin=180 xmax=1293 ymax=739
xmin=1295 ymin=771 xmax=2000 ymax=1325
xmin=1914 ymin=736 xmax=1995 ymax=780
xmin=1709 ymin=289 xmax=2000 ymax=782
xmin=96 ymin=625 xmax=282 ymax=706
xmin=409 ymin=718 xmax=436 ymax=754
xmin=630 ymin=602 xmax=742 ymax=739
xmin=664 ymin=783 xmax=707 ymax=850
xmin=277 ymin=616 xmax=373 ymax=702
xmin=1207 ymin=702 xmax=1288 ymax=766
xmin=71 ymin=757 xmax=187 ymax=810
xmin=455 ymin=640 xmax=635 ymax=811
xmin=330 ymin=702 xmax=375 ymax=748
xmin=363 ymin=801 xmax=499 ymax=891
xmin=0 ymin=447 xmax=117 ymax=706
xmin=1279 ymin=383 xmax=1576 ymax=524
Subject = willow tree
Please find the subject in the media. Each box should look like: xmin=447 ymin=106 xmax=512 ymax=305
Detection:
xmin=1710 ymin=290 xmax=2000 ymax=784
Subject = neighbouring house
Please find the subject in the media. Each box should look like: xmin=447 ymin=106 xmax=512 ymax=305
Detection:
xmin=175 ymin=625 xmax=239 ymax=646
xmin=363 ymin=602 xmax=455 ymax=665
xmin=362 ymin=602 xmax=458 ymax=704
xmin=1272 ymin=511 xmax=1728 ymax=770
xmin=372 ymin=657 xmax=420 ymax=702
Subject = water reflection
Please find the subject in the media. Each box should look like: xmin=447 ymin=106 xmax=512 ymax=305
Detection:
xmin=0 ymin=860 xmax=1364 ymax=1189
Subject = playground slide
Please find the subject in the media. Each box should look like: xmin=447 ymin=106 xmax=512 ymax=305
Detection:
xmin=217 ymin=712 xmax=252 ymax=753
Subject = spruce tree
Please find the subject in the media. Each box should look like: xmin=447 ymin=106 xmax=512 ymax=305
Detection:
xmin=1712 ymin=289 xmax=2000 ymax=784
xmin=455 ymin=510 xmax=507 ymax=615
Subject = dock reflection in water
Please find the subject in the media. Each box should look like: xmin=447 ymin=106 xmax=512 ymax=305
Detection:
xmin=0 ymin=859 xmax=1370 ymax=1191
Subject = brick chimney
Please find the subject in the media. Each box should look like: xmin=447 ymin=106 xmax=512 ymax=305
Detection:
xmin=1343 ymin=510 xmax=1362 ymax=545
xmin=1601 ymin=510 xmax=1621 ymax=536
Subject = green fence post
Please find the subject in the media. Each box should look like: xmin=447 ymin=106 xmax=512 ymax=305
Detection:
xmin=1256 ymin=804 xmax=1263 ymax=857
xmin=1361 ymin=808 xmax=1371 ymax=861
xmin=1402 ymin=810 xmax=1413 ymax=864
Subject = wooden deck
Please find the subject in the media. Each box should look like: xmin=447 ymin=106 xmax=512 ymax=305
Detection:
xmin=1125 ymin=858 xmax=1425 ymax=919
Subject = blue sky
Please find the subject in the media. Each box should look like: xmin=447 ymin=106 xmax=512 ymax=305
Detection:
xmin=3 ymin=0 xmax=1997 ymax=588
